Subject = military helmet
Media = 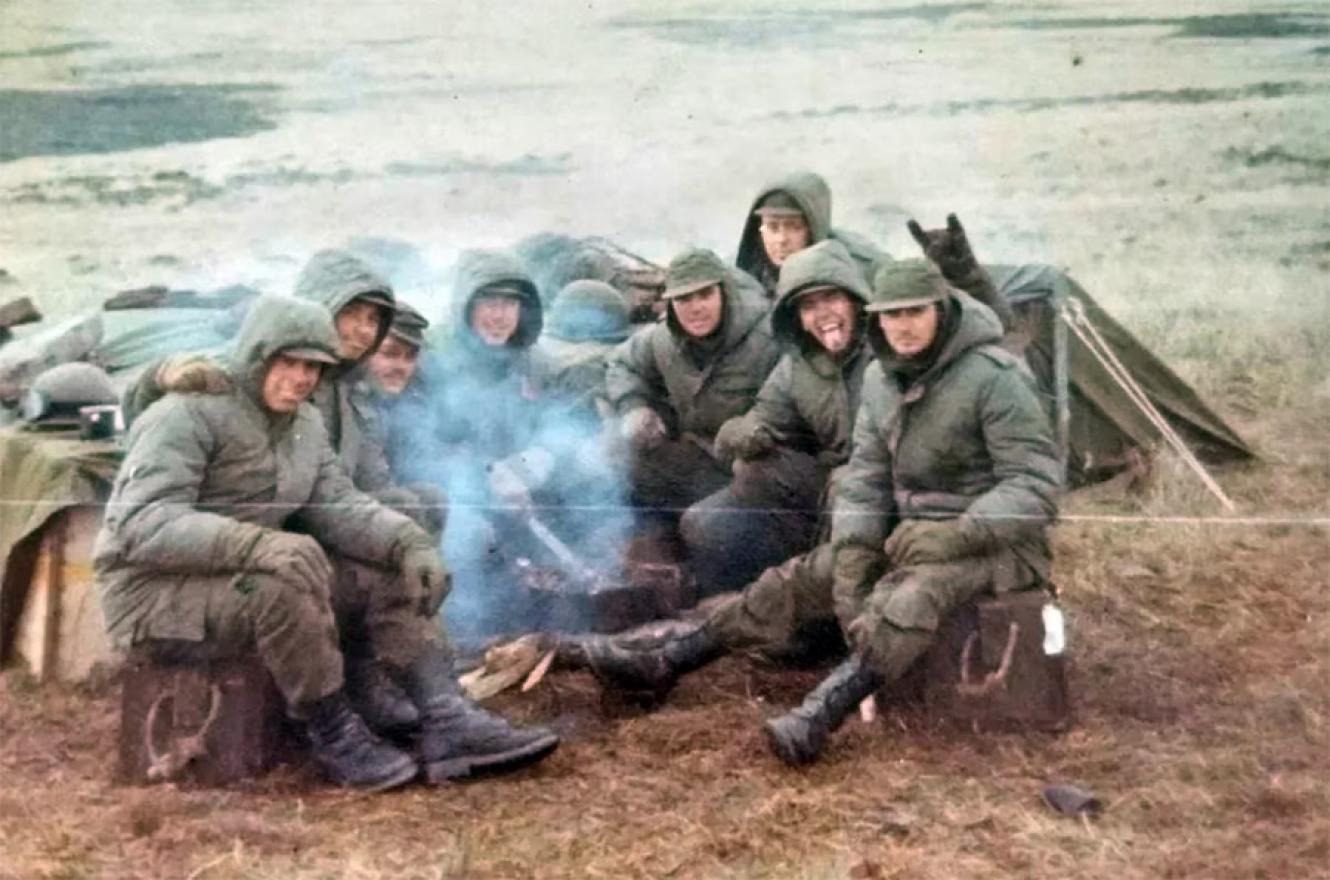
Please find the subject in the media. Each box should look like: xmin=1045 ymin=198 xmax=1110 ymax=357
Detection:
xmin=20 ymin=361 xmax=117 ymax=425
xmin=547 ymin=280 xmax=632 ymax=342
xmin=866 ymin=259 xmax=950 ymax=312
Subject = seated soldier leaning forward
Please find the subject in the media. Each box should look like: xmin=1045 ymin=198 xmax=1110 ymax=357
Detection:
xmin=605 ymin=247 xmax=784 ymax=592
xmin=95 ymin=294 xmax=558 ymax=791
xmin=735 ymin=170 xmax=890 ymax=299
xmin=581 ymin=260 xmax=1060 ymax=767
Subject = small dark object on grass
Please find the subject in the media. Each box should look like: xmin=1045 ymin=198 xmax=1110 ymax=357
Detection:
xmin=1043 ymin=782 xmax=1104 ymax=817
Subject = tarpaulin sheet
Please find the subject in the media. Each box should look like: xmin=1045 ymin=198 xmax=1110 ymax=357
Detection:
xmin=0 ymin=427 xmax=120 ymax=657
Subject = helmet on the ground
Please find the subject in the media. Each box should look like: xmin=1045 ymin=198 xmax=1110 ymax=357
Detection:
xmin=20 ymin=361 xmax=117 ymax=425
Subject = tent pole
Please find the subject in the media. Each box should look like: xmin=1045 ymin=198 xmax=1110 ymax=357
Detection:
xmin=1062 ymin=301 xmax=1237 ymax=512
xmin=1052 ymin=293 xmax=1071 ymax=486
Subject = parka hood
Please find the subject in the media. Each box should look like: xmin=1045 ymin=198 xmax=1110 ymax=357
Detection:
xmin=867 ymin=290 xmax=1004 ymax=381
xmin=293 ymin=249 xmax=396 ymax=366
xmin=226 ymin=294 xmax=341 ymax=405
xmin=771 ymin=239 xmax=870 ymax=350
xmin=449 ymin=248 xmax=543 ymax=352
xmin=736 ymin=171 xmax=833 ymax=283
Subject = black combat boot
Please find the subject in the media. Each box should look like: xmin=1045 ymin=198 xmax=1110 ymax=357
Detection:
xmin=581 ymin=623 xmax=724 ymax=703
xmin=346 ymin=657 xmax=420 ymax=734
xmin=763 ymin=655 xmax=884 ymax=766
xmin=404 ymin=648 xmax=560 ymax=784
xmin=302 ymin=691 xmax=419 ymax=791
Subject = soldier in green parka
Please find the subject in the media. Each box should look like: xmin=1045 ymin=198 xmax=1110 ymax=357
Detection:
xmin=763 ymin=259 xmax=1060 ymax=765
xmin=577 ymin=239 xmax=873 ymax=698
xmin=736 ymin=171 xmax=890 ymax=298
xmin=605 ymin=248 xmax=783 ymax=590
xmin=96 ymin=294 xmax=558 ymax=791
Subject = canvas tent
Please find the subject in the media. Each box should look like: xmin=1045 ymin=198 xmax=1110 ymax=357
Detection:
xmin=991 ymin=263 xmax=1254 ymax=487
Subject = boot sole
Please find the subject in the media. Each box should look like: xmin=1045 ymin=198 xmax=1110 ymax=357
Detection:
xmin=423 ymin=733 xmax=560 ymax=784
xmin=763 ymin=719 xmax=814 ymax=767
xmin=335 ymin=754 xmax=420 ymax=793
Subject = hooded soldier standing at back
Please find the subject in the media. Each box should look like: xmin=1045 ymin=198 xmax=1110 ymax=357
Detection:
xmin=605 ymin=247 xmax=781 ymax=582
xmin=736 ymin=171 xmax=890 ymax=298
xmin=96 ymin=294 xmax=558 ymax=792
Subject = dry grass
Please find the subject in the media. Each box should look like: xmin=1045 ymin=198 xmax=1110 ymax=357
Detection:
xmin=4 ymin=1 xmax=1330 ymax=877
xmin=2 ymin=395 xmax=1327 ymax=878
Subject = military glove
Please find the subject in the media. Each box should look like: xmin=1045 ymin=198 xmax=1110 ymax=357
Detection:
xmin=714 ymin=416 xmax=776 ymax=464
xmin=396 ymin=531 xmax=451 ymax=616
xmin=883 ymin=518 xmax=990 ymax=566
xmin=905 ymin=213 xmax=1014 ymax=331
xmin=620 ymin=406 xmax=668 ymax=450
xmin=155 ymin=354 xmax=231 ymax=395
xmin=906 ymin=213 xmax=982 ymax=285
xmin=248 ymin=532 xmax=333 ymax=591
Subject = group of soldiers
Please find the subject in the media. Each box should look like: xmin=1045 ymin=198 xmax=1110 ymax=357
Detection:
xmin=94 ymin=170 xmax=1061 ymax=792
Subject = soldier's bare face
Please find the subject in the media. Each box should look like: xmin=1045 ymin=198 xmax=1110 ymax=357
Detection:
xmin=671 ymin=284 xmax=724 ymax=338
xmin=879 ymin=304 xmax=940 ymax=358
xmin=336 ymin=300 xmax=386 ymax=361
xmin=470 ymin=294 xmax=522 ymax=346
xmin=759 ymin=214 xmax=810 ymax=266
xmin=262 ymin=354 xmax=322 ymax=413
xmin=369 ymin=335 xmax=420 ymax=396
xmin=797 ymin=288 xmax=857 ymax=354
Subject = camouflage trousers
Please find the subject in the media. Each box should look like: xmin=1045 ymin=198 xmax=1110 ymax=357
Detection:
xmin=128 ymin=553 xmax=448 ymax=711
xmin=703 ymin=544 xmax=1041 ymax=682
xmin=836 ymin=551 xmax=1041 ymax=681
xmin=703 ymin=542 xmax=838 ymax=654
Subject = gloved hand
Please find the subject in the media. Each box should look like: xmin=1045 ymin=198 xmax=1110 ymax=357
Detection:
xmin=906 ymin=213 xmax=982 ymax=286
xmin=396 ymin=530 xmax=451 ymax=616
xmin=714 ymin=416 xmax=776 ymax=465
xmin=620 ymin=406 xmax=668 ymax=451
xmin=248 ymin=532 xmax=333 ymax=590
xmin=883 ymin=518 xmax=989 ymax=566
xmin=155 ymin=354 xmax=231 ymax=395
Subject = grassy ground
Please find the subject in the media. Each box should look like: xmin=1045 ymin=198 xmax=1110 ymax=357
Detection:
xmin=3 ymin=1 xmax=1329 ymax=878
